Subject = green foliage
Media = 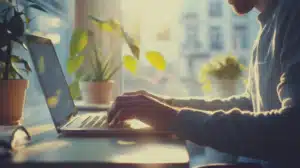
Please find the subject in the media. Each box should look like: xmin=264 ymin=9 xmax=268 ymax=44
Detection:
xmin=199 ymin=54 xmax=246 ymax=93
xmin=81 ymin=43 xmax=122 ymax=82
xmin=67 ymin=15 xmax=167 ymax=99
xmin=88 ymin=15 xmax=140 ymax=59
xmin=67 ymin=55 xmax=85 ymax=74
xmin=69 ymin=29 xmax=88 ymax=58
xmin=0 ymin=1 xmax=48 ymax=80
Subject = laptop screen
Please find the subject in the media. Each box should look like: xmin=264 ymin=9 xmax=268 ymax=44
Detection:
xmin=26 ymin=35 xmax=76 ymax=130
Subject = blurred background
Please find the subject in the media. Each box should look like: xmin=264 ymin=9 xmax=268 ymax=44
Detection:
xmin=9 ymin=0 xmax=260 ymax=167
xmin=13 ymin=0 xmax=260 ymax=101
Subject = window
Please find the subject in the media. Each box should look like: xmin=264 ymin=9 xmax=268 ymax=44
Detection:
xmin=210 ymin=26 xmax=224 ymax=50
xmin=181 ymin=12 xmax=201 ymax=55
xmin=17 ymin=0 xmax=259 ymax=107
xmin=209 ymin=0 xmax=223 ymax=17
xmin=233 ymin=25 xmax=249 ymax=49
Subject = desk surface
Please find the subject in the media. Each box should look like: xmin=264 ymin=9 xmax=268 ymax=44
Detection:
xmin=1 ymin=101 xmax=190 ymax=168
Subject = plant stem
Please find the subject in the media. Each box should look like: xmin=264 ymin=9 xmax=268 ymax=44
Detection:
xmin=4 ymin=42 xmax=12 ymax=80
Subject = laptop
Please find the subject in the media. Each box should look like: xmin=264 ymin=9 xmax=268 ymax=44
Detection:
xmin=25 ymin=34 xmax=171 ymax=136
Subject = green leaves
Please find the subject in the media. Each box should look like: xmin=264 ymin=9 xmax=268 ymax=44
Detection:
xmin=198 ymin=54 xmax=246 ymax=93
xmin=67 ymin=30 xmax=88 ymax=99
xmin=11 ymin=55 xmax=31 ymax=72
xmin=69 ymin=80 xmax=80 ymax=99
xmin=69 ymin=29 xmax=88 ymax=58
xmin=10 ymin=55 xmax=32 ymax=79
xmin=88 ymin=15 xmax=121 ymax=32
xmin=122 ymin=30 xmax=140 ymax=60
xmin=88 ymin=15 xmax=140 ymax=60
xmin=123 ymin=55 xmax=137 ymax=75
xmin=67 ymin=55 xmax=84 ymax=74
xmin=145 ymin=51 xmax=166 ymax=71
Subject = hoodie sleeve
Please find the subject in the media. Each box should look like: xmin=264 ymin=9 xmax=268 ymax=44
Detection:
xmin=170 ymin=3 xmax=300 ymax=162
xmin=168 ymin=69 xmax=253 ymax=112
xmin=168 ymin=90 xmax=253 ymax=112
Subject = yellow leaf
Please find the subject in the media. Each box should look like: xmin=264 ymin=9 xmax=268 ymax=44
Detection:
xmin=47 ymin=96 xmax=59 ymax=108
xmin=66 ymin=55 xmax=84 ymax=74
xmin=145 ymin=51 xmax=166 ymax=71
xmin=120 ymin=29 xmax=140 ymax=59
xmin=109 ymin=19 xmax=121 ymax=30
xmin=123 ymin=55 xmax=137 ymax=75
xmin=25 ymin=17 xmax=30 ymax=24
xmin=101 ymin=22 xmax=114 ymax=32
xmin=198 ymin=74 xmax=207 ymax=84
xmin=201 ymin=81 xmax=212 ymax=93
xmin=70 ymin=29 xmax=88 ymax=58
xmin=38 ymin=56 xmax=45 ymax=74
xmin=92 ymin=20 xmax=113 ymax=32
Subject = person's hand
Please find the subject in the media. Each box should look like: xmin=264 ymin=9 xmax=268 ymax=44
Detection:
xmin=107 ymin=94 xmax=179 ymax=130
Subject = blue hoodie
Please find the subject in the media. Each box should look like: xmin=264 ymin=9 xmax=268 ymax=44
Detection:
xmin=169 ymin=0 xmax=300 ymax=167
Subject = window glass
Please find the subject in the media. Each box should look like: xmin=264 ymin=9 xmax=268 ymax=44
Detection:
xmin=210 ymin=26 xmax=224 ymax=51
xmin=122 ymin=0 xmax=259 ymax=98
xmin=209 ymin=0 xmax=223 ymax=17
xmin=233 ymin=25 xmax=249 ymax=49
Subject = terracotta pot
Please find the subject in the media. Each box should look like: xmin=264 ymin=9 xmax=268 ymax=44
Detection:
xmin=79 ymin=81 xmax=114 ymax=104
xmin=0 ymin=80 xmax=28 ymax=125
xmin=210 ymin=78 xmax=238 ymax=98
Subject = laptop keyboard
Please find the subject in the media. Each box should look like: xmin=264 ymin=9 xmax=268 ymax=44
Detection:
xmin=80 ymin=115 xmax=108 ymax=128
xmin=65 ymin=114 xmax=131 ymax=129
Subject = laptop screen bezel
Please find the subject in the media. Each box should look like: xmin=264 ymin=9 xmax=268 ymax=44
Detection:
xmin=26 ymin=34 xmax=78 ymax=132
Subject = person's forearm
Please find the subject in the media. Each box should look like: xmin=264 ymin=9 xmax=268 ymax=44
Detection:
xmin=166 ymin=92 xmax=253 ymax=112
xmin=171 ymin=106 xmax=300 ymax=162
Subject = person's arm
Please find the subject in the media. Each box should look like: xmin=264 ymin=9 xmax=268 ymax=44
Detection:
xmin=162 ymin=62 xmax=253 ymax=112
xmin=170 ymin=4 xmax=300 ymax=162
xmin=167 ymin=90 xmax=253 ymax=112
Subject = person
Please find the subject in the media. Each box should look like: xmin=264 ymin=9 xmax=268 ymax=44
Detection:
xmin=108 ymin=0 xmax=300 ymax=167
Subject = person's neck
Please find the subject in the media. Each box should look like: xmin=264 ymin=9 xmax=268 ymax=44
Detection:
xmin=254 ymin=0 xmax=270 ymax=13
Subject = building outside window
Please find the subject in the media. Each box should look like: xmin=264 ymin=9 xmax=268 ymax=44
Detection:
xmin=209 ymin=0 xmax=223 ymax=17
xmin=210 ymin=26 xmax=224 ymax=50
xmin=233 ymin=25 xmax=249 ymax=50
xmin=181 ymin=12 xmax=201 ymax=55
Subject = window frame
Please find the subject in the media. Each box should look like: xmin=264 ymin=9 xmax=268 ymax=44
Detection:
xmin=210 ymin=26 xmax=224 ymax=51
xmin=74 ymin=0 xmax=123 ymax=99
xmin=209 ymin=0 xmax=223 ymax=17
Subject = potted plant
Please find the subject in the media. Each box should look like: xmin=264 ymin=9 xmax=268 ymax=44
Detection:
xmin=199 ymin=54 xmax=246 ymax=98
xmin=0 ymin=1 xmax=47 ymax=125
xmin=78 ymin=41 xmax=122 ymax=104
xmin=67 ymin=15 xmax=167 ymax=104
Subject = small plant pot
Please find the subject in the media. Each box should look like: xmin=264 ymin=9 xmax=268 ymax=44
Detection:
xmin=79 ymin=80 xmax=114 ymax=104
xmin=0 ymin=80 xmax=28 ymax=126
xmin=210 ymin=78 xmax=238 ymax=98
